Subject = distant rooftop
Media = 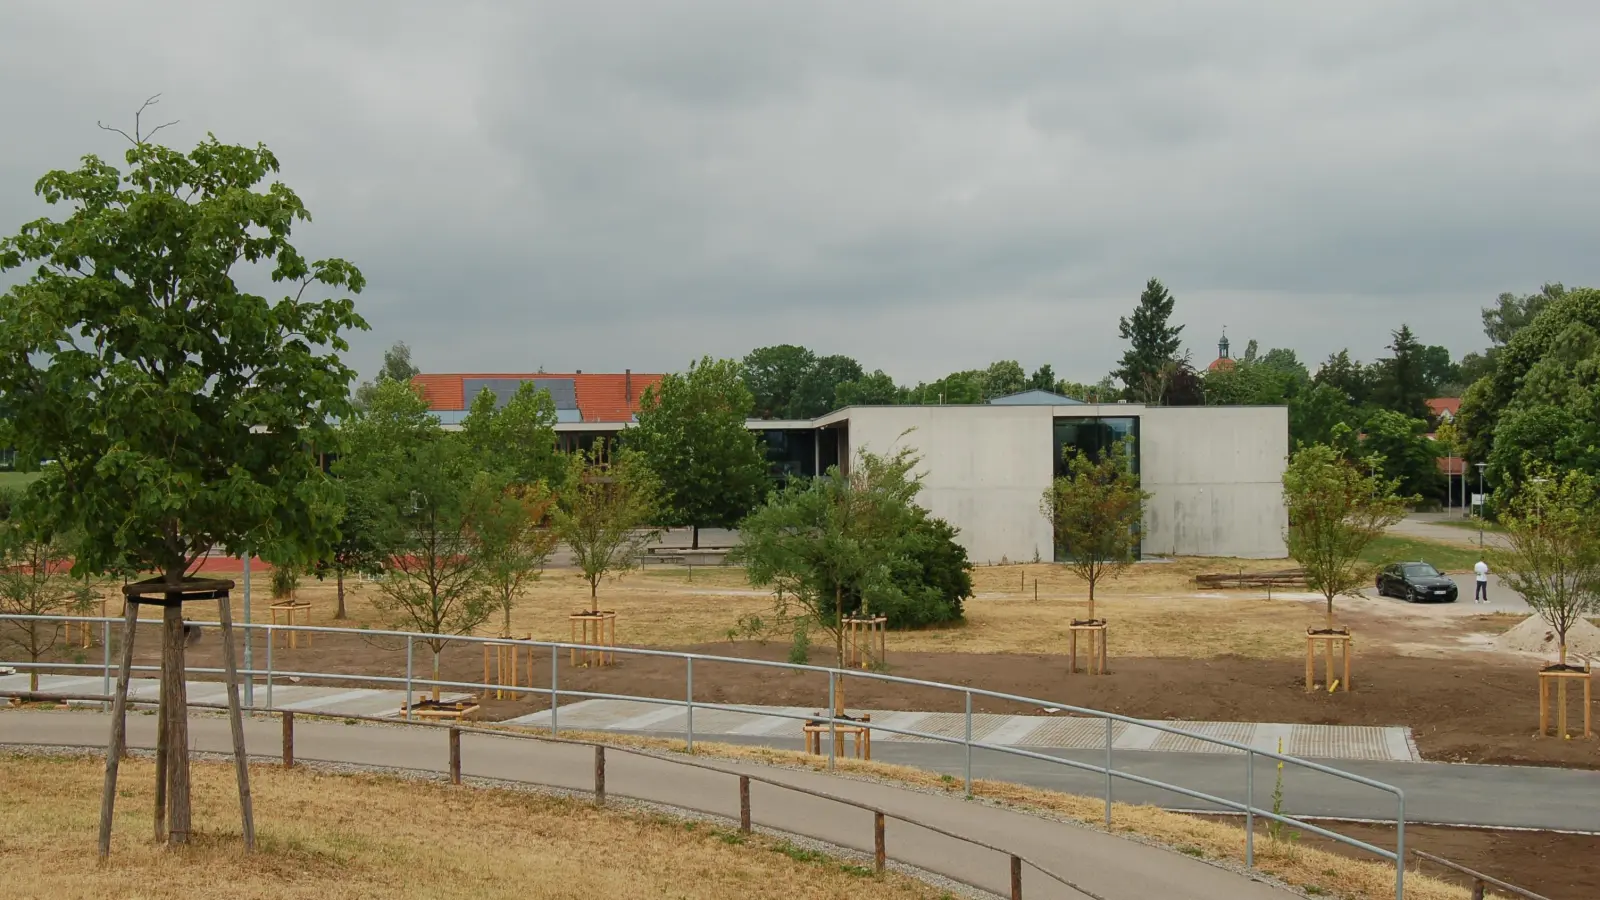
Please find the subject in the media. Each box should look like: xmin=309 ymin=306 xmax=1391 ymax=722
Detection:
xmin=986 ymin=389 xmax=1086 ymax=406
xmin=412 ymin=372 xmax=663 ymax=424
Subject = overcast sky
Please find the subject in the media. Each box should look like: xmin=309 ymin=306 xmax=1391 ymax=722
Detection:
xmin=4 ymin=1 xmax=1598 ymax=384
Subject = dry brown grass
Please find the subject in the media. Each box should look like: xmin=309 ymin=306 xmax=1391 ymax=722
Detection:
xmin=0 ymin=753 xmax=945 ymax=900
xmin=494 ymin=728 xmax=1470 ymax=900
xmin=98 ymin=559 xmax=1326 ymax=659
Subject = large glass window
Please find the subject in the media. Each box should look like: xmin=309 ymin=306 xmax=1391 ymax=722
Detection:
xmin=1050 ymin=416 xmax=1141 ymax=562
xmin=758 ymin=429 xmax=818 ymax=485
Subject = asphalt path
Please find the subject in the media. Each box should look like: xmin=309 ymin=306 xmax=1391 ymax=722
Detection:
xmin=1 ymin=710 xmax=1298 ymax=900
xmin=625 ymin=733 xmax=1600 ymax=833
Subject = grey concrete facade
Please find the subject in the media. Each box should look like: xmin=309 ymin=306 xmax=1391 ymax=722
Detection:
xmin=814 ymin=402 xmax=1289 ymax=562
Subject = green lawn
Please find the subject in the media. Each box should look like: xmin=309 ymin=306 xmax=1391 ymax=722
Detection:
xmin=1360 ymin=534 xmax=1484 ymax=573
xmin=0 ymin=471 xmax=40 ymax=490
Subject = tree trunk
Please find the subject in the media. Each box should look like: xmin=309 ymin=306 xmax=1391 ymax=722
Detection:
xmin=334 ymin=570 xmax=347 ymax=619
xmin=29 ymin=667 xmax=38 ymax=693
xmin=503 ymin=597 xmax=512 ymax=638
xmin=692 ymin=525 xmax=700 ymax=550
xmin=1326 ymin=596 xmax=1335 ymax=632
xmin=1560 ymin=640 xmax=1568 ymax=667
xmin=591 ymin=577 xmax=599 ymax=614
xmin=1087 ymin=576 xmax=1096 ymax=623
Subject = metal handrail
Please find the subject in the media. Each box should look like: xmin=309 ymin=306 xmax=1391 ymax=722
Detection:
xmin=1411 ymin=850 xmax=1551 ymax=900
xmin=1 ymin=611 xmax=1408 ymax=897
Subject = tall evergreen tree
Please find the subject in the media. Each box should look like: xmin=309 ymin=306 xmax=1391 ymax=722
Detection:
xmin=1313 ymin=349 xmax=1371 ymax=406
xmin=1115 ymin=278 xmax=1184 ymax=402
xmin=1370 ymin=325 xmax=1432 ymax=419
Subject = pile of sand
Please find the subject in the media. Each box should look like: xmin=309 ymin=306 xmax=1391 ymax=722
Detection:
xmin=1493 ymin=614 xmax=1600 ymax=661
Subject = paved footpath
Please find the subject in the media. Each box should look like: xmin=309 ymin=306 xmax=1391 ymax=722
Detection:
xmin=0 ymin=673 xmax=471 ymax=718
xmin=0 ymin=710 xmax=1296 ymax=900
xmin=508 ymin=698 xmax=1421 ymax=761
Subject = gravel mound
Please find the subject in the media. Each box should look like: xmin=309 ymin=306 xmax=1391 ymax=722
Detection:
xmin=1494 ymin=614 xmax=1600 ymax=661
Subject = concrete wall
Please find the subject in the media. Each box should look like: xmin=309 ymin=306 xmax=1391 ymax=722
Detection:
xmin=1137 ymin=406 xmax=1289 ymax=559
xmin=839 ymin=405 xmax=1057 ymax=564
xmin=833 ymin=403 xmax=1288 ymax=562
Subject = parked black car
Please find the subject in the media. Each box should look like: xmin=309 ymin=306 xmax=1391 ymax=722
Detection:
xmin=1375 ymin=562 xmax=1458 ymax=603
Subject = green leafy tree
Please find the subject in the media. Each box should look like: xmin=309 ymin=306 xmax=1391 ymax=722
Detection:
xmin=1489 ymin=468 xmax=1600 ymax=668
xmin=1313 ymin=350 xmax=1372 ymax=406
xmin=1460 ymin=288 xmax=1600 ymax=496
xmin=741 ymin=344 xmax=817 ymax=419
xmin=834 ymin=370 xmax=901 ymax=407
xmin=1282 ymin=444 xmax=1411 ymax=632
xmin=865 ymin=510 xmax=972 ymax=628
xmin=1484 ymin=284 xmax=1565 ymax=347
xmin=269 ymin=563 xmax=300 ymax=602
xmin=628 ymin=357 xmax=767 ymax=548
xmin=1418 ymin=345 xmax=1462 ymax=397
xmin=908 ymin=371 xmax=985 ymax=405
xmin=1115 ymin=278 xmax=1184 ymax=403
xmin=554 ymin=449 xmax=660 ymax=612
xmin=1026 ymin=364 xmax=1058 ymax=393
xmin=1361 ymin=409 xmax=1445 ymax=503
xmin=354 ymin=341 xmax=421 ymax=410
xmin=738 ymin=447 xmax=924 ymax=708
xmin=458 ymin=381 xmax=561 ymax=488
xmin=0 ymin=492 xmax=78 ymax=691
xmin=1039 ymin=438 xmax=1149 ymax=623
xmin=0 ymin=133 xmax=366 ymax=585
xmin=312 ymin=482 xmax=387 ymax=619
xmin=793 ymin=354 xmax=865 ymax=418
xmin=1288 ymin=384 xmax=1355 ymax=449
xmin=337 ymin=379 xmax=489 ymax=700
xmin=980 ymin=360 xmax=1027 ymax=399
xmin=471 ymin=477 xmax=558 ymax=637
xmin=1369 ymin=325 xmax=1432 ymax=420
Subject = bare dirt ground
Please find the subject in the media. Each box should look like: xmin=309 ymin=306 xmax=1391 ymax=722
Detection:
xmin=36 ymin=558 xmax=1596 ymax=768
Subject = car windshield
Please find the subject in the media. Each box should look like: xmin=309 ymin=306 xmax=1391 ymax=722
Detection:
xmin=1403 ymin=564 xmax=1441 ymax=578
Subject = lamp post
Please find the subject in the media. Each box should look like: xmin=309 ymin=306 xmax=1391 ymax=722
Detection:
xmin=1474 ymin=462 xmax=1488 ymax=547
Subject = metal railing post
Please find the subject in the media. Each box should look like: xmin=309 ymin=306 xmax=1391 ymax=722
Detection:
xmin=1396 ymin=793 xmax=1406 ymax=900
xmin=1245 ymin=750 xmax=1255 ymax=868
xmin=686 ymin=657 xmax=695 ymax=754
xmin=265 ymin=629 xmax=274 ymax=710
xmin=404 ymin=636 xmax=414 ymax=721
xmin=963 ymin=690 xmax=974 ymax=797
xmin=826 ymin=670 xmax=837 ymax=771
xmin=1104 ymin=717 xmax=1113 ymax=827
xmin=101 ymin=619 xmax=111 ymax=713
xmin=550 ymin=646 xmax=559 ymax=737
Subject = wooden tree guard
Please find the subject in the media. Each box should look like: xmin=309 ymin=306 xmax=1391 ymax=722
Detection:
xmin=803 ymin=714 xmax=872 ymax=760
xmin=843 ymin=616 xmax=887 ymax=670
xmin=65 ymin=596 xmax=109 ymax=648
xmin=482 ymin=637 xmax=529 ymax=700
xmin=569 ymin=611 xmax=616 ymax=667
xmin=1305 ymin=629 xmax=1352 ymax=692
xmin=1538 ymin=664 xmax=1593 ymax=740
xmin=269 ymin=600 xmax=312 ymax=649
xmin=1066 ymin=622 xmax=1109 ymax=675
xmin=99 ymin=577 xmax=254 ymax=856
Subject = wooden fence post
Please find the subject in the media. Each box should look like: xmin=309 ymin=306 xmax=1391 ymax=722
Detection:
xmin=1011 ymin=855 xmax=1023 ymax=899
xmin=739 ymin=776 xmax=751 ymax=834
xmin=1471 ymin=879 xmax=1485 ymax=900
xmin=873 ymin=811 xmax=886 ymax=873
xmin=594 ymin=745 xmax=606 ymax=805
xmin=449 ymin=727 xmax=461 ymax=785
xmin=282 ymin=711 xmax=295 ymax=768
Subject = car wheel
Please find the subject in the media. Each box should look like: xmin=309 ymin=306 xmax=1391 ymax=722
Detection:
xmin=1405 ymin=587 xmax=1416 ymax=603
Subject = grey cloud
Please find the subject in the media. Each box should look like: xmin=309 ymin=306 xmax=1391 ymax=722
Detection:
xmin=2 ymin=0 xmax=1599 ymax=384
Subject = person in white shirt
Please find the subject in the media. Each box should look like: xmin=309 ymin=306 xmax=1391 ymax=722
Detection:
xmin=1473 ymin=559 xmax=1490 ymax=603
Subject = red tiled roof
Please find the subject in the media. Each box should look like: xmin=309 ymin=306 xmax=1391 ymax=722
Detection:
xmin=1207 ymin=357 xmax=1236 ymax=372
xmin=1426 ymin=397 xmax=1461 ymax=418
xmin=413 ymin=373 xmax=664 ymax=423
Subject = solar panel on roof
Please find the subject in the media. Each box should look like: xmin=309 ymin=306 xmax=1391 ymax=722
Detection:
xmin=462 ymin=378 xmax=578 ymax=411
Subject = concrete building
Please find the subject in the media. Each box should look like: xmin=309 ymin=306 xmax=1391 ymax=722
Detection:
xmin=414 ymin=374 xmax=1289 ymax=561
